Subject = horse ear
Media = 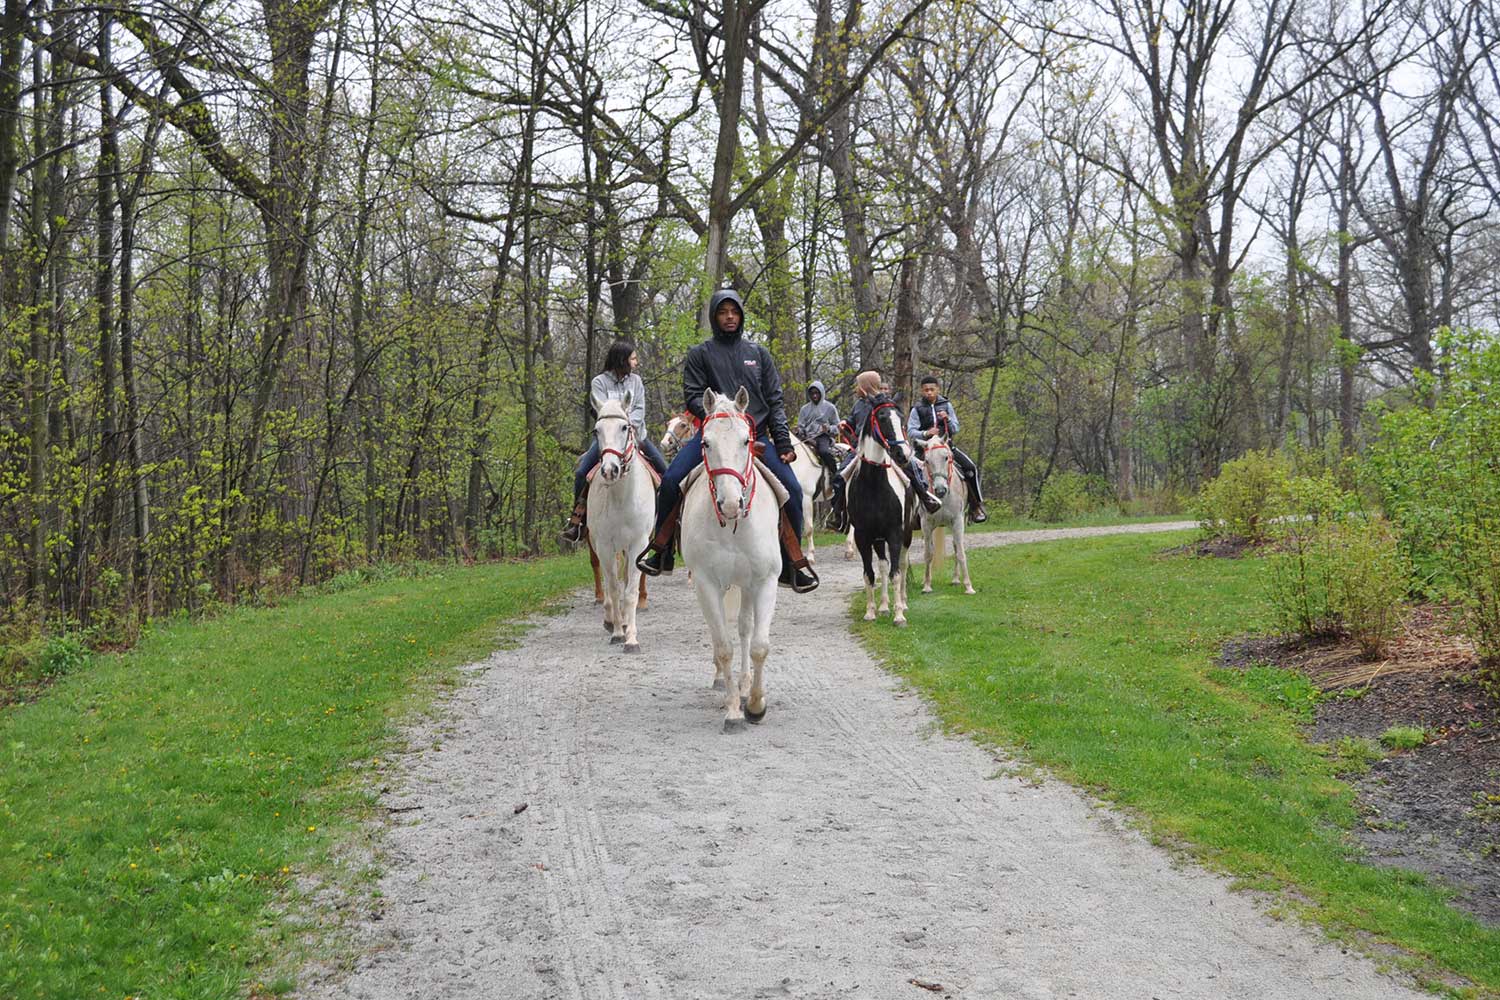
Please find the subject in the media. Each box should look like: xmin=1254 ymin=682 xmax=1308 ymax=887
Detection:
xmin=590 ymin=390 xmax=606 ymax=416
xmin=702 ymin=388 xmax=717 ymax=413
xmin=621 ymin=389 xmax=633 ymax=414
xmin=734 ymin=385 xmax=750 ymax=410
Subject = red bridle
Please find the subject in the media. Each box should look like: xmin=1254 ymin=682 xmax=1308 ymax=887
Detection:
xmin=701 ymin=409 xmax=759 ymax=526
xmin=597 ymin=416 xmax=637 ymax=475
xmin=924 ymin=438 xmax=955 ymax=481
xmin=860 ymin=401 xmax=903 ymax=468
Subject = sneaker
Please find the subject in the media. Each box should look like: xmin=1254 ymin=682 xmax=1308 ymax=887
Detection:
xmin=970 ymin=503 xmax=988 ymax=523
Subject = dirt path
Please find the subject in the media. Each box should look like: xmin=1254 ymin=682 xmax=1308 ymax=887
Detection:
xmin=299 ymin=522 xmax=1428 ymax=1000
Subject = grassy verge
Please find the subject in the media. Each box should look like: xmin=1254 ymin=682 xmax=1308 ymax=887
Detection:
xmin=855 ymin=531 xmax=1500 ymax=997
xmin=0 ymin=552 xmax=586 ymax=1000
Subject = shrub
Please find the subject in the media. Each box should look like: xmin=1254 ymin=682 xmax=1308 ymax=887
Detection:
xmin=1327 ymin=519 xmax=1409 ymax=660
xmin=1032 ymin=471 xmax=1105 ymax=523
xmin=1265 ymin=516 xmax=1409 ymax=657
xmin=1195 ymin=449 xmax=1290 ymax=541
xmin=1456 ymin=522 xmax=1500 ymax=694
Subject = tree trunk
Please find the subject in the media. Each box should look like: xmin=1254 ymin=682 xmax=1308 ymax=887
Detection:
xmin=93 ymin=12 xmax=119 ymax=564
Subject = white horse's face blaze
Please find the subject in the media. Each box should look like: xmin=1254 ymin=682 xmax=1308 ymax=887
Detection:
xmin=701 ymin=390 xmax=754 ymax=521
xmin=926 ymin=444 xmax=951 ymax=498
xmin=594 ymin=399 xmax=633 ymax=483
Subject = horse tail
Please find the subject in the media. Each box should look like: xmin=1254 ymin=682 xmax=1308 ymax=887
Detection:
xmin=930 ymin=526 xmax=945 ymax=577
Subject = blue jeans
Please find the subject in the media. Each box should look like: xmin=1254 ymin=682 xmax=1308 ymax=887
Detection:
xmin=655 ymin=430 xmax=803 ymax=538
xmin=573 ymin=435 xmax=667 ymax=500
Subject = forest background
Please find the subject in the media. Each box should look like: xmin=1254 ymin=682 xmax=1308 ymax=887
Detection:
xmin=1 ymin=0 xmax=1497 ymax=643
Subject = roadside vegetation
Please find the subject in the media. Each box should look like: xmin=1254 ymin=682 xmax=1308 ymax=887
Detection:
xmin=858 ymin=531 xmax=1500 ymax=995
xmin=0 ymin=553 xmax=583 ymax=1000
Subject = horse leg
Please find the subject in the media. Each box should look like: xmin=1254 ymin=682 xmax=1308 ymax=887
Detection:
xmin=589 ymin=540 xmax=604 ymax=606
xmin=744 ymin=579 xmax=775 ymax=723
xmin=692 ymin=578 xmax=741 ymax=729
xmin=622 ymin=557 xmax=643 ymax=652
xmin=845 ymin=525 xmax=855 ymax=561
xmin=603 ymin=552 xmax=626 ymax=644
xmin=954 ymin=519 xmax=975 ymax=594
xmin=922 ymin=520 xmax=935 ymax=593
xmin=803 ymin=495 xmax=816 ymax=565
xmin=857 ymin=535 xmax=879 ymax=621
xmin=637 ymin=570 xmax=648 ymax=610
xmin=736 ymin=588 xmax=755 ymax=702
xmin=875 ymin=541 xmax=891 ymax=616
xmin=892 ymin=537 xmax=909 ymax=628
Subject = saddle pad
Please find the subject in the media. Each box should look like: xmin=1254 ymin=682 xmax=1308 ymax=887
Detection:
xmin=681 ymin=458 xmax=790 ymax=507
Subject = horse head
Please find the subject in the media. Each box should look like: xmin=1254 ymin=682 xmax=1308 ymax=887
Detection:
xmin=592 ymin=390 xmax=635 ymax=483
xmin=660 ymin=411 xmax=694 ymax=460
xmin=923 ymin=438 xmax=954 ymax=499
xmin=700 ymin=386 xmax=757 ymax=523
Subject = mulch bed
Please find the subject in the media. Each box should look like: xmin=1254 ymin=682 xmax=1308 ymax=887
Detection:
xmin=1219 ymin=605 xmax=1500 ymax=927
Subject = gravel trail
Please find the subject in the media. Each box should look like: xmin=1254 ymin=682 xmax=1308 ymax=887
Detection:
xmin=299 ymin=521 xmax=1428 ymax=1000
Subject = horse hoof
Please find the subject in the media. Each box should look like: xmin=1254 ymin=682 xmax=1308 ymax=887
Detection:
xmin=723 ymin=717 xmax=747 ymax=734
xmin=602 ymin=620 xmax=613 ymax=631
xmin=624 ymin=643 xmax=641 ymax=654
xmin=594 ymin=596 xmax=604 ymax=605
xmin=964 ymin=587 xmax=976 ymax=595
xmin=894 ymin=618 xmax=908 ymax=629
xmin=922 ymin=585 xmax=933 ymax=594
xmin=609 ymin=635 xmax=624 ymax=644
xmin=711 ymin=677 xmax=727 ymax=691
xmin=744 ymin=701 xmax=767 ymax=724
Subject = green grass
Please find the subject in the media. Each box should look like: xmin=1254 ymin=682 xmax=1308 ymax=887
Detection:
xmin=856 ymin=531 xmax=1500 ymax=996
xmin=0 ymin=552 xmax=586 ymax=1000
xmin=1381 ymin=725 xmax=1430 ymax=751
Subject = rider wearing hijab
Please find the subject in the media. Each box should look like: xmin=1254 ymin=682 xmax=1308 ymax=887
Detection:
xmin=826 ymin=370 xmax=941 ymax=532
xmin=634 ymin=288 xmax=818 ymax=593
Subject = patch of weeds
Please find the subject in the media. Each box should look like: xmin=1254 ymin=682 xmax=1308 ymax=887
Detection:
xmin=1215 ymin=662 xmax=1322 ymax=724
xmin=1469 ymin=792 xmax=1500 ymax=824
xmin=1380 ymin=725 xmax=1428 ymax=751
xmin=1321 ymin=736 xmax=1384 ymax=775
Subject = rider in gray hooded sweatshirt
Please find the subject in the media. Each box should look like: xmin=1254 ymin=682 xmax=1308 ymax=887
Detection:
xmin=796 ymin=379 xmax=841 ymax=484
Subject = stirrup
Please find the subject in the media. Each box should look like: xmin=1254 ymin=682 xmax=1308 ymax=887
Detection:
xmin=779 ymin=560 xmax=820 ymax=593
xmin=636 ymin=545 xmax=674 ymax=577
xmin=559 ymin=518 xmax=586 ymax=544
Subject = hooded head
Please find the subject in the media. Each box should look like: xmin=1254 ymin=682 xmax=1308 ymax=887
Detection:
xmin=708 ymin=288 xmax=746 ymax=342
xmin=807 ymin=379 xmax=826 ymax=403
xmin=854 ymin=370 xmax=882 ymax=398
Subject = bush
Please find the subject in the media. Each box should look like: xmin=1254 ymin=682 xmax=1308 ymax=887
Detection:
xmin=1367 ymin=329 xmax=1500 ymax=681
xmin=1380 ymin=725 xmax=1427 ymax=751
xmin=1327 ymin=519 xmax=1409 ymax=660
xmin=1265 ymin=517 xmax=1409 ymax=658
xmin=1195 ymin=449 xmax=1290 ymax=541
xmin=1031 ymin=471 xmax=1108 ymax=523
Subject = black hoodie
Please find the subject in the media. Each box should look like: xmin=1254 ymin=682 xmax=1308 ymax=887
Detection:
xmin=682 ymin=289 xmax=793 ymax=452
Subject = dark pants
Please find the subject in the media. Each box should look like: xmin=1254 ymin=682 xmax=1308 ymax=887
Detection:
xmin=914 ymin=439 xmax=983 ymax=503
xmin=573 ymin=435 xmax=668 ymax=501
xmin=655 ymin=430 xmax=803 ymax=539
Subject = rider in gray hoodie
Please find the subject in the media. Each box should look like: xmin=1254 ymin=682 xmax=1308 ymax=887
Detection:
xmin=796 ymin=380 xmax=841 ymax=485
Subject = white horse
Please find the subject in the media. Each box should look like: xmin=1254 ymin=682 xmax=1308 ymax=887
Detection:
xmin=679 ymin=388 xmax=781 ymax=733
xmin=916 ymin=438 xmax=975 ymax=594
xmin=786 ymin=437 xmax=833 ymax=564
xmin=586 ymin=393 xmax=656 ymax=652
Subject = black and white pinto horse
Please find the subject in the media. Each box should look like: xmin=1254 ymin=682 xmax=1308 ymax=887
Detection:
xmin=847 ymin=399 xmax=917 ymax=627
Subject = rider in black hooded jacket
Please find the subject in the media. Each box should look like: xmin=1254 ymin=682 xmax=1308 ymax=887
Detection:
xmin=634 ymin=289 xmax=818 ymax=592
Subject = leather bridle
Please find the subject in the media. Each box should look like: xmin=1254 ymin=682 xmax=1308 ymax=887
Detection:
xmin=701 ymin=409 xmax=759 ymax=527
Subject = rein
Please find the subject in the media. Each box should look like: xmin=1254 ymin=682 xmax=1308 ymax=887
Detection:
xmin=860 ymin=401 xmax=903 ymax=469
xmin=701 ymin=409 xmax=759 ymax=527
